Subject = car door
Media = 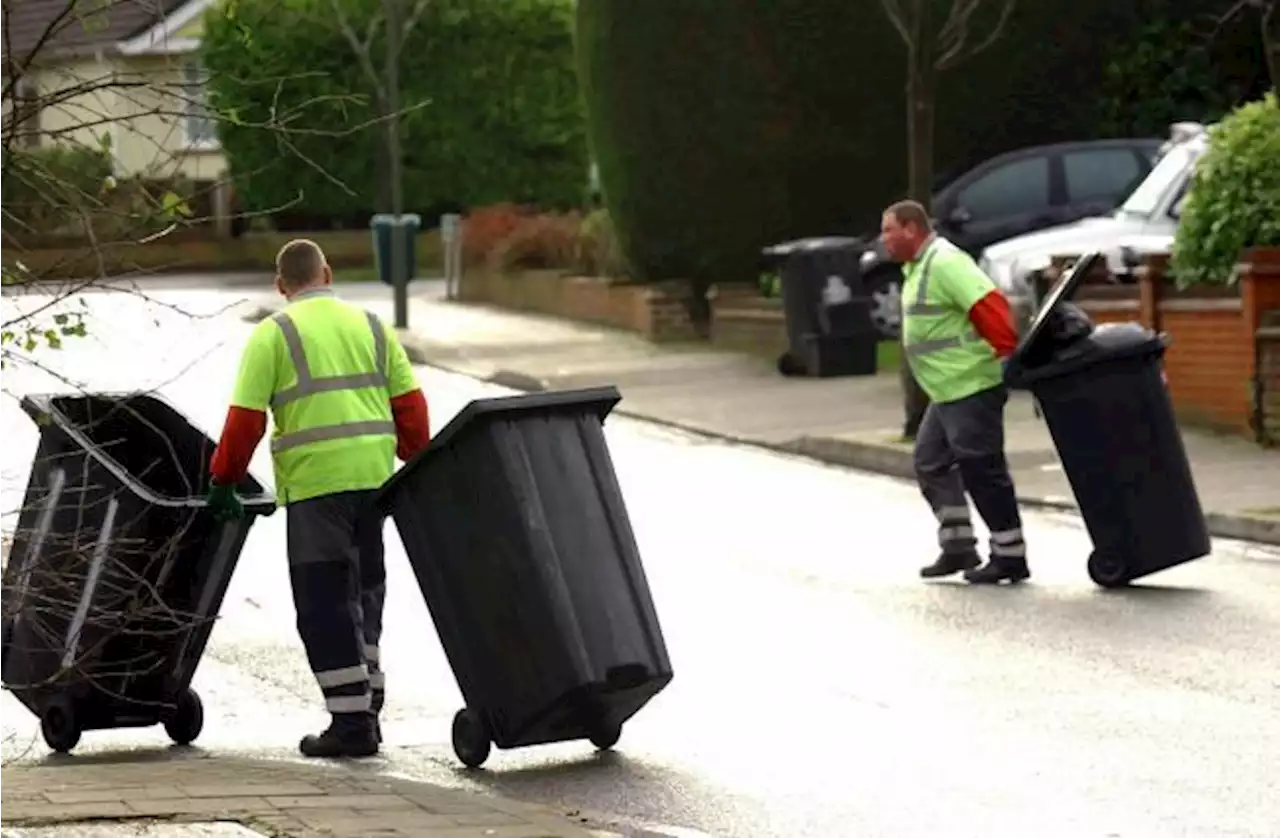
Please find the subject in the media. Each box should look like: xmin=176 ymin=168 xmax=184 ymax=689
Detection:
xmin=1060 ymin=146 xmax=1149 ymax=224
xmin=935 ymin=153 xmax=1054 ymax=254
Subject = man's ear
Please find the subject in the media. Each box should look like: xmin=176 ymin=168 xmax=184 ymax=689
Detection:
xmin=275 ymin=275 xmax=286 ymax=297
xmin=321 ymin=263 xmax=334 ymax=286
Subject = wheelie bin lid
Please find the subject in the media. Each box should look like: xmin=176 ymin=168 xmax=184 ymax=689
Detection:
xmin=376 ymin=385 xmax=623 ymax=513
xmin=20 ymin=391 xmax=277 ymax=513
xmin=761 ymin=236 xmax=865 ymax=257
xmin=1005 ymin=252 xmax=1101 ymax=372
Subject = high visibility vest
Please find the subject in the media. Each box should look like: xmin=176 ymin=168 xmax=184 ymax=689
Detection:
xmin=901 ymin=237 xmax=1004 ymax=404
xmin=265 ymin=294 xmax=397 ymax=504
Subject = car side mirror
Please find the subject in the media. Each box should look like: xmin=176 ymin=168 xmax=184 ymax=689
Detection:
xmin=948 ymin=205 xmax=972 ymax=227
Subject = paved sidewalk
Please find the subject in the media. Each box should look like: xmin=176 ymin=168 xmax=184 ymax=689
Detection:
xmin=241 ymin=282 xmax=1280 ymax=545
xmin=0 ymin=753 xmax=610 ymax=838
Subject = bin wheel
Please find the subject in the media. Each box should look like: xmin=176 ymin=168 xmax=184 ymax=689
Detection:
xmin=163 ymin=688 xmax=204 ymax=746
xmin=41 ymin=696 xmax=81 ymax=754
xmin=587 ymin=721 xmax=622 ymax=751
xmin=451 ymin=708 xmax=491 ymax=769
xmin=1088 ymin=551 xmax=1130 ymax=589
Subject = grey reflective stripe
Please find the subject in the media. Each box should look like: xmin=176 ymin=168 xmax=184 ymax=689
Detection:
xmin=935 ymin=505 xmax=971 ymax=523
xmin=363 ymin=644 xmax=380 ymax=662
xmin=369 ymin=672 xmax=386 ymax=689
xmin=904 ymin=243 xmax=951 ymax=316
xmin=271 ymin=420 xmax=396 ymax=454
xmin=315 ymin=664 xmax=368 ymax=688
xmin=904 ymin=336 xmax=962 ymax=356
xmin=991 ymin=541 xmax=1027 ymax=558
xmin=939 ymin=525 xmax=975 ymax=542
xmin=270 ymin=310 xmax=389 ymax=409
xmin=990 ymin=528 xmax=1024 ymax=544
xmin=326 ymin=694 xmax=372 ymax=713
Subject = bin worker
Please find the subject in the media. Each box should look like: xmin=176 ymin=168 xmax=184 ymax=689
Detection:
xmin=206 ymin=238 xmax=431 ymax=757
xmin=879 ymin=200 xmax=1029 ymax=584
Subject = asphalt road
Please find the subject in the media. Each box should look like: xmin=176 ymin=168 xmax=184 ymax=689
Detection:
xmin=3 ymin=284 xmax=1279 ymax=838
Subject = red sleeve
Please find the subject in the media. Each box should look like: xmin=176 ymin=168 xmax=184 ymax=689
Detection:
xmin=390 ymin=389 xmax=431 ymax=462
xmin=210 ymin=406 xmax=267 ymax=485
xmin=968 ymin=290 xmax=1019 ymax=359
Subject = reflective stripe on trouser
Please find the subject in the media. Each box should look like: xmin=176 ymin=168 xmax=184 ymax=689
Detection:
xmin=913 ymin=386 xmax=1024 ymax=558
xmin=286 ymin=489 xmax=385 ymax=715
xmin=360 ymin=529 xmax=387 ymax=714
xmin=269 ymin=309 xmax=396 ymax=455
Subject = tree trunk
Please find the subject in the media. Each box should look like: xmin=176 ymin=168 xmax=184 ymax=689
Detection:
xmin=898 ymin=58 xmax=936 ymax=439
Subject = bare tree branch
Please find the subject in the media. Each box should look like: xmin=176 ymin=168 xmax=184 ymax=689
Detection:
xmin=328 ymin=0 xmax=388 ymax=99
xmin=879 ymin=0 xmax=914 ymax=45
xmin=937 ymin=0 xmax=1015 ymax=69
xmin=400 ymin=0 xmax=435 ymax=48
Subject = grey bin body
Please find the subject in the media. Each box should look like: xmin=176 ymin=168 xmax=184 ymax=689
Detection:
xmin=761 ymin=237 xmax=877 ymax=378
xmin=1007 ymin=254 xmax=1210 ymax=587
xmin=1 ymin=393 xmax=275 ymax=751
xmin=376 ymin=387 xmax=673 ymax=767
xmin=370 ymin=213 xmax=422 ymax=286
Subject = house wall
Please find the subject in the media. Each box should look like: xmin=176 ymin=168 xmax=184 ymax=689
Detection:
xmin=23 ymin=53 xmax=225 ymax=181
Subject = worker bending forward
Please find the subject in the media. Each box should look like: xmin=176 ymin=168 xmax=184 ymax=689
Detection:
xmin=207 ymin=239 xmax=431 ymax=756
xmin=879 ymin=201 xmax=1029 ymax=584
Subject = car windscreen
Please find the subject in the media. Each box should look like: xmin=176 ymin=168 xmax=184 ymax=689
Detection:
xmin=1118 ymin=144 xmax=1196 ymax=219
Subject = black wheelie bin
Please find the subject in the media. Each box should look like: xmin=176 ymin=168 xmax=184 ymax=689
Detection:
xmin=1004 ymin=252 xmax=1211 ymax=588
xmin=1 ymin=392 xmax=275 ymax=753
xmin=376 ymin=386 xmax=673 ymax=769
xmin=761 ymin=237 xmax=878 ymax=378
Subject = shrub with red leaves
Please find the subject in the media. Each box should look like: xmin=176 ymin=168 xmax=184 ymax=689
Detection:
xmin=488 ymin=211 xmax=583 ymax=273
xmin=461 ymin=203 xmax=531 ymax=267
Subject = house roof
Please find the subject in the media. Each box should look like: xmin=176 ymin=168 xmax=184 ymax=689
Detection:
xmin=3 ymin=0 xmax=192 ymax=65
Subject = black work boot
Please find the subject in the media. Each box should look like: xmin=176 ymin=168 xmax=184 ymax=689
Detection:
xmin=299 ymin=714 xmax=379 ymax=758
xmin=920 ymin=551 xmax=982 ymax=579
xmin=964 ymin=557 xmax=1031 ymax=585
xmin=370 ymin=712 xmax=382 ymax=744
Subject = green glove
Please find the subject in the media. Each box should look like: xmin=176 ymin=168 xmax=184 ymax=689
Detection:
xmin=206 ymin=482 xmax=244 ymax=522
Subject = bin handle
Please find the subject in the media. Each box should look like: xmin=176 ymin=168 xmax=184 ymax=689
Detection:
xmin=21 ymin=394 xmax=276 ymax=514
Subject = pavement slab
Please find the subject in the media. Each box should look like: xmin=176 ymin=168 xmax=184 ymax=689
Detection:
xmin=0 ymin=756 xmax=608 ymax=838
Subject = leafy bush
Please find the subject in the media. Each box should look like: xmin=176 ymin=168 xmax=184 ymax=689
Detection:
xmin=1171 ymin=94 xmax=1280 ymax=287
xmin=202 ymin=0 xmax=588 ymax=222
xmin=2 ymin=146 xmax=114 ymax=232
xmin=489 ymin=212 xmax=582 ymax=273
xmin=461 ymin=203 xmax=532 ymax=267
xmin=572 ymin=208 xmax=628 ymax=277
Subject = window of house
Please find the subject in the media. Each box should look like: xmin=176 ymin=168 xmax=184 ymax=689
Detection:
xmin=182 ymin=59 xmax=216 ymax=147
xmin=956 ymin=156 xmax=1050 ymax=219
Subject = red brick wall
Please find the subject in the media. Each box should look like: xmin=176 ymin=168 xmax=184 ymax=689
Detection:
xmin=1160 ymin=302 xmax=1250 ymax=429
xmin=457 ymin=269 xmax=699 ymax=341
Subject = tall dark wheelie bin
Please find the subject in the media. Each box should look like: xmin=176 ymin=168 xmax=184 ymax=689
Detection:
xmin=376 ymin=386 xmax=673 ymax=769
xmin=1004 ymin=253 xmax=1211 ymax=588
xmin=760 ymin=237 xmax=878 ymax=378
xmin=1 ymin=392 xmax=275 ymax=753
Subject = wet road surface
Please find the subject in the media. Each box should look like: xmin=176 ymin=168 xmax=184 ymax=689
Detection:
xmin=3 ymin=285 xmax=1279 ymax=838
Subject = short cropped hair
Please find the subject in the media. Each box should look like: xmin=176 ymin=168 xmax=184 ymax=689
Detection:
xmin=275 ymin=239 xmax=326 ymax=289
xmin=885 ymin=199 xmax=933 ymax=233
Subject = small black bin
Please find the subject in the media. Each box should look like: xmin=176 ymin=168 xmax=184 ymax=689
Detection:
xmin=1 ymin=392 xmax=275 ymax=753
xmin=761 ymin=237 xmax=877 ymax=378
xmin=1006 ymin=253 xmax=1211 ymax=588
xmin=376 ymin=386 xmax=673 ymax=769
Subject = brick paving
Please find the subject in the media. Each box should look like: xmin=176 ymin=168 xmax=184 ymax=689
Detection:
xmin=0 ymin=755 xmax=609 ymax=838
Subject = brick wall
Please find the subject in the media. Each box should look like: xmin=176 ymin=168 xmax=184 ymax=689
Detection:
xmin=708 ymin=286 xmax=787 ymax=358
xmin=1258 ymin=311 xmax=1280 ymax=445
xmin=457 ymin=269 xmax=699 ymax=342
xmin=1054 ymin=249 xmax=1280 ymax=439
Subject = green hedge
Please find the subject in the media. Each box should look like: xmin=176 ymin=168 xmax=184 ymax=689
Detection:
xmin=1172 ymin=94 xmax=1280 ymax=287
xmin=575 ymin=0 xmax=1251 ymax=289
xmin=202 ymin=0 xmax=588 ymax=221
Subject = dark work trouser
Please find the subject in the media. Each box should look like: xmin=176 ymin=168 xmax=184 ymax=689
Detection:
xmin=912 ymin=385 xmax=1026 ymax=562
xmin=286 ymin=489 xmax=387 ymax=720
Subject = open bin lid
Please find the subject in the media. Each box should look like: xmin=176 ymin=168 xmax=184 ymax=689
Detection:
xmin=1006 ymin=251 xmax=1103 ymax=372
xmin=761 ymin=236 xmax=864 ymax=259
xmin=376 ymin=385 xmax=623 ymax=512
